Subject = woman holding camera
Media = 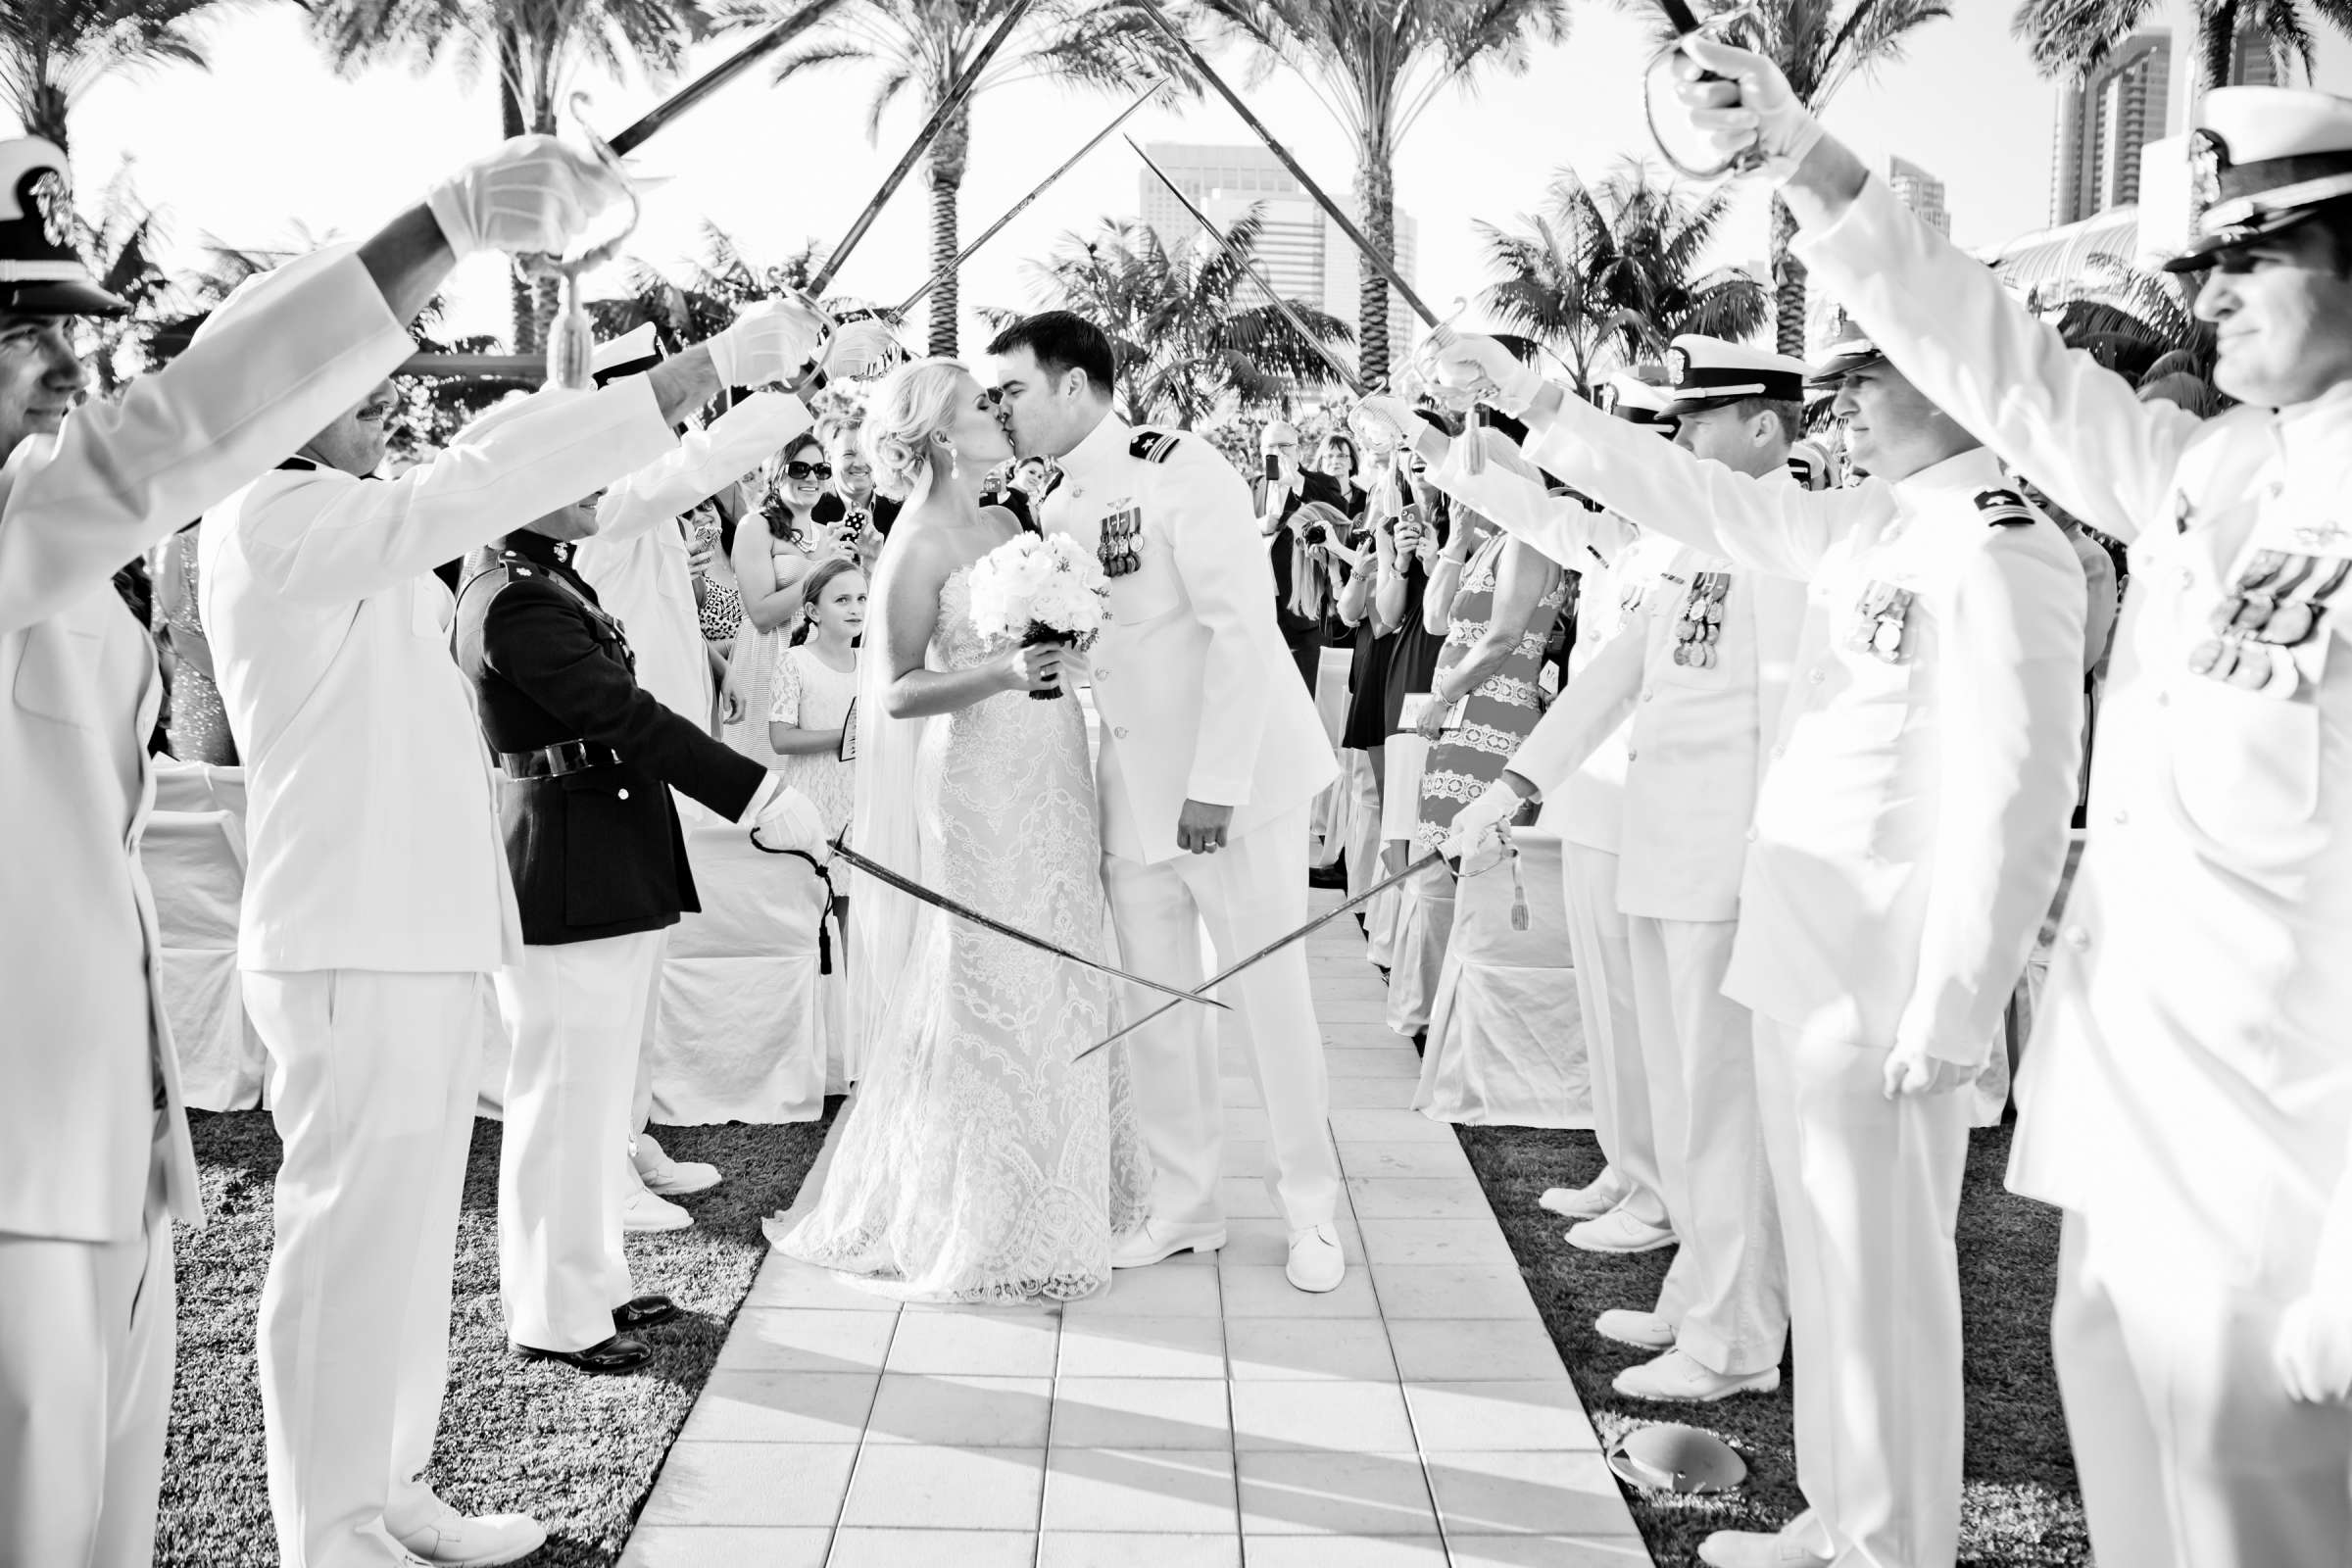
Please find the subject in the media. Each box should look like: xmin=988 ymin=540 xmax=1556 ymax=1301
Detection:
xmin=722 ymin=432 xmax=851 ymax=764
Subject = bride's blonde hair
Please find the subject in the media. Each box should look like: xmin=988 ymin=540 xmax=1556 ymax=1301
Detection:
xmin=863 ymin=357 xmax=971 ymax=501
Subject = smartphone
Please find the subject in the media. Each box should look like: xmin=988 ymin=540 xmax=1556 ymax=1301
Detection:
xmin=1263 ymin=453 xmax=1283 ymax=484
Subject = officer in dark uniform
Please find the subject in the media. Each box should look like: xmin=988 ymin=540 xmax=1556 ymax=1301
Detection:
xmin=454 ymin=470 xmax=823 ymax=1374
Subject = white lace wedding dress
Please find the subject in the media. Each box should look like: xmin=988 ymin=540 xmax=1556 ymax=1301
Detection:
xmin=767 ymin=565 xmax=1152 ymax=1302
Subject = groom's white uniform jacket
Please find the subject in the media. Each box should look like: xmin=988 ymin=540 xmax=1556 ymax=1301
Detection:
xmin=1042 ymin=414 xmax=1337 ymax=862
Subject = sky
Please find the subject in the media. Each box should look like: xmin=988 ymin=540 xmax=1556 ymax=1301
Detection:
xmin=32 ymin=0 xmax=2352 ymax=357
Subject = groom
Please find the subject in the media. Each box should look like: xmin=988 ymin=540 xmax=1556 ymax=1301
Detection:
xmin=988 ymin=312 xmax=1347 ymax=1292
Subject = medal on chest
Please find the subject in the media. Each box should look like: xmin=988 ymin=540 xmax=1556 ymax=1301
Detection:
xmin=2189 ymin=546 xmax=2350 ymax=695
xmin=1671 ymin=571 xmax=1730 ymax=669
xmin=1099 ymin=503 xmax=1143 ymax=579
xmin=1848 ymin=579 xmax=1915 ymax=664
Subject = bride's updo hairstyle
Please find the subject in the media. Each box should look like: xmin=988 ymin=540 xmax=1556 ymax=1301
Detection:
xmin=863 ymin=357 xmax=970 ymax=502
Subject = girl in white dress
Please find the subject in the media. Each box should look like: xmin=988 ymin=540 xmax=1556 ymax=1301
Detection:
xmin=766 ymin=558 xmax=865 ymax=841
xmin=769 ymin=360 xmax=1150 ymax=1303
xmin=722 ymin=433 xmax=847 ymax=763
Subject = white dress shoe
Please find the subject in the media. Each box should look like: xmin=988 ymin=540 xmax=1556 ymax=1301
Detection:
xmin=1110 ymin=1218 xmax=1225 ymax=1268
xmin=621 ymin=1183 xmax=693 ymax=1233
xmin=1538 ymin=1167 xmax=1627 ymax=1221
xmin=385 ymin=1493 xmax=546 ymax=1568
xmin=1566 ymin=1209 xmax=1677 ymax=1253
xmin=1593 ymin=1307 xmax=1676 ymax=1349
xmin=1612 ymin=1346 xmax=1780 ymax=1402
xmin=633 ymin=1131 xmax=720 ymax=1196
xmin=1284 ymin=1223 xmax=1346 ymax=1293
xmin=1696 ymin=1526 xmax=1833 ymax=1567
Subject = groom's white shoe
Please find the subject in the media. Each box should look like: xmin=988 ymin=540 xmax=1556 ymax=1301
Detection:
xmin=1111 ymin=1218 xmax=1226 ymax=1268
xmin=1285 ymin=1223 xmax=1346 ymax=1293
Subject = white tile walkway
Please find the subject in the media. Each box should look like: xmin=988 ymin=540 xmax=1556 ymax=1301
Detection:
xmin=621 ymin=894 xmax=1654 ymax=1568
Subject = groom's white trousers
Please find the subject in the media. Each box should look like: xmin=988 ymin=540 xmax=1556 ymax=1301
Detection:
xmin=1102 ymin=807 xmax=1341 ymax=1234
xmin=244 ymin=968 xmax=485 ymax=1568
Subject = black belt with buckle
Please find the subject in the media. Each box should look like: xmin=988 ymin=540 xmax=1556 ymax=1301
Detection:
xmin=499 ymin=741 xmax=621 ymax=779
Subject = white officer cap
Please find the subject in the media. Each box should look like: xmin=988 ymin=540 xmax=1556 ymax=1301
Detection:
xmin=1664 ymin=336 xmax=1809 ymax=409
xmin=2168 ymin=86 xmax=2352 ymax=270
xmin=1598 ymin=372 xmax=1675 ymax=431
xmin=590 ymin=321 xmax=661 ymax=385
xmin=0 ymin=139 xmax=125 ymax=317
xmin=1787 ymin=438 xmax=1834 ymax=489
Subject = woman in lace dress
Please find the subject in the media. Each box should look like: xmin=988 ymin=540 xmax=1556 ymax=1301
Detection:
xmin=769 ymin=360 xmax=1150 ymax=1304
xmin=722 ymin=433 xmax=843 ymax=762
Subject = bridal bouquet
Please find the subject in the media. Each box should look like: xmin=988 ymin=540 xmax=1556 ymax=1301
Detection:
xmin=966 ymin=533 xmax=1110 ymax=702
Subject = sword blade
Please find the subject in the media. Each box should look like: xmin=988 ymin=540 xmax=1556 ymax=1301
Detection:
xmin=828 ymin=837 xmax=1229 ymax=1011
xmin=808 ymin=0 xmax=1043 ymax=298
xmin=1135 ymin=0 xmax=1439 ymax=332
xmin=1128 ymin=136 xmax=1361 ymax=397
xmin=609 ymin=0 xmax=852 ymax=156
xmin=1071 ymin=847 xmax=1448 ymax=1061
xmin=892 ymin=77 xmax=1170 ymax=320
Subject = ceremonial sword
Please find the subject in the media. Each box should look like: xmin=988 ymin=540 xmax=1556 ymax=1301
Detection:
xmin=824 ymin=835 xmax=1229 ymax=1012
xmin=889 ymin=77 xmax=1173 ymax=321
xmin=1128 ymin=136 xmax=1361 ymax=397
xmin=609 ymin=0 xmax=852 ymax=156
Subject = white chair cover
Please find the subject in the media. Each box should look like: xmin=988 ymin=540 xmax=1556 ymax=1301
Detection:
xmin=1385 ymin=862 xmax=1455 ymax=1037
xmin=1414 ymin=829 xmax=1592 ymax=1128
xmin=151 ymin=757 xmax=247 ymax=818
xmin=1366 ymin=738 xmax=1431 ymax=971
xmin=1340 ymin=750 xmax=1383 ymax=900
xmin=144 ymin=806 xmax=265 ymax=1111
xmin=1307 ymin=647 xmax=1352 ymax=868
xmin=648 ymin=820 xmax=839 ymax=1124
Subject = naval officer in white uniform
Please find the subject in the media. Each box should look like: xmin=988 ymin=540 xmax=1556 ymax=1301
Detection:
xmin=986 ymin=311 xmax=1346 ymax=1293
xmin=1435 ymin=321 xmax=2084 ymax=1568
xmin=1669 ymin=42 xmax=2352 ymax=1567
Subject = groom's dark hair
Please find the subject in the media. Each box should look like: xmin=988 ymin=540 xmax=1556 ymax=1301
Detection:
xmin=986 ymin=311 xmax=1116 ymax=398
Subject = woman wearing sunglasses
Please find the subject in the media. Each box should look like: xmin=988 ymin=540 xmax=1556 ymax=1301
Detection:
xmin=721 ymin=432 xmax=848 ymax=763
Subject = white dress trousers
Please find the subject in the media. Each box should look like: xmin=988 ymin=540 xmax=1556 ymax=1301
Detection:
xmin=1627 ymin=916 xmax=1785 ymax=1374
xmin=244 ymin=969 xmax=487 ymax=1568
xmin=1101 ymin=803 xmax=1339 ymax=1234
xmin=0 ymin=1121 xmax=174 ymax=1568
xmin=497 ymin=930 xmax=663 ymax=1350
xmin=2051 ymin=1212 xmax=2352 ymax=1568
xmin=1754 ymin=1009 xmax=1970 ymax=1568
xmin=1558 ymin=843 xmax=1664 ymax=1230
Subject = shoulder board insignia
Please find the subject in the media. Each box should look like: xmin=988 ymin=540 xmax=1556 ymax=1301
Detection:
xmin=1128 ymin=429 xmax=1182 ymax=465
xmin=1974 ymin=487 xmax=2035 ymax=527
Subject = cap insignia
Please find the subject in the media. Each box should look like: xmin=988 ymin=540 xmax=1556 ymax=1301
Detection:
xmin=1667 ymin=348 xmax=1690 ymax=388
xmin=2189 ymin=128 xmax=2230 ymax=222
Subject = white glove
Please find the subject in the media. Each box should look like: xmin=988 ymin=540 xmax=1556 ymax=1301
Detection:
xmin=1443 ymin=778 xmax=1526 ymax=863
xmin=2275 ymin=1295 xmax=2352 ymax=1404
xmin=424 ymin=134 xmax=630 ymax=261
xmin=752 ymin=780 xmax=830 ymax=861
xmin=1348 ymin=395 xmax=1421 ymax=451
xmin=1427 ymin=334 xmax=1544 ymax=417
xmin=710 ymin=297 xmax=829 ymax=389
xmin=1672 ymin=36 xmax=1828 ymax=182
xmin=824 ymin=317 xmax=906 ymax=380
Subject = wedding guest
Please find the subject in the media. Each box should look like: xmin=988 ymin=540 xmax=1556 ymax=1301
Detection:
xmin=202 ymin=298 xmax=816 ymax=1566
xmin=1254 ymin=419 xmax=1335 ymax=688
xmin=0 ymin=130 xmax=622 ymax=1568
xmin=767 ymin=557 xmax=865 ymax=843
xmin=723 ymin=432 xmax=835 ymax=763
xmin=698 ymin=493 xmax=745 ymax=669
xmin=811 ymin=413 xmax=900 ymax=564
xmin=154 ymin=521 xmax=237 ymax=763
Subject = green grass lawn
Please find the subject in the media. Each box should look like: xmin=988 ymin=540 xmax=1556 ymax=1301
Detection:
xmin=158 ymin=1106 xmax=835 ymax=1568
xmin=1455 ymin=1118 xmax=2091 ymax=1568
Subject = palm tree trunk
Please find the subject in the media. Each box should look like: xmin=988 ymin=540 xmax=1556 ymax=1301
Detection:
xmin=1356 ymin=142 xmax=1396 ymax=390
xmin=528 ymin=77 xmax=564 ymax=357
xmin=924 ymin=100 xmax=972 ymax=359
xmin=2199 ymin=0 xmax=2242 ymax=92
xmin=497 ymin=26 xmax=536 ymax=356
xmin=1771 ymin=195 xmax=1807 ymax=358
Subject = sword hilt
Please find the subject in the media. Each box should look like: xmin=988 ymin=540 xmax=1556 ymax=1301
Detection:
xmin=515 ymin=93 xmax=643 ymax=389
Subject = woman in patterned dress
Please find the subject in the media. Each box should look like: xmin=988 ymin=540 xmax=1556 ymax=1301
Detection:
xmin=1412 ymin=510 xmax=1566 ymax=854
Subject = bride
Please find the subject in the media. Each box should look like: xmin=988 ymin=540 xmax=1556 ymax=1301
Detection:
xmin=767 ymin=359 xmax=1151 ymax=1303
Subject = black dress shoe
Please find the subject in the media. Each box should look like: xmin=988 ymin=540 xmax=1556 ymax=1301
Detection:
xmin=515 ymin=1332 xmax=652 ymax=1374
xmin=1307 ymin=861 xmax=1348 ymax=889
xmin=613 ymin=1295 xmax=679 ymax=1332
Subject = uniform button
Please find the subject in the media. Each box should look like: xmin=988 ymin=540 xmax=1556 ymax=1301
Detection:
xmin=2179 ymin=568 xmax=2195 ymax=589
xmin=2112 ymin=808 xmax=2129 ymax=825
xmin=1114 ymin=726 xmax=1129 ymax=739
xmin=1744 ymin=827 xmax=1758 ymax=844
xmin=1642 ymin=689 xmax=1654 ymax=702
xmin=2267 ymin=480 xmax=2286 ymax=499
xmin=1626 ymin=749 xmax=1639 ymax=761
xmin=2156 ymin=691 xmax=2171 ymax=708
xmin=1096 ymin=667 xmax=1109 ymax=679
xmin=2063 ymin=926 xmax=2090 ymax=952
xmin=617 ymin=788 xmax=630 ymax=801
xmin=1770 ymin=744 xmax=1786 ymax=760
xmin=1809 ymin=669 xmax=1826 ymax=685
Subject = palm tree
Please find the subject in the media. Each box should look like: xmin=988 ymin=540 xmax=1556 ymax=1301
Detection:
xmin=716 ymin=0 xmax=1183 ymax=358
xmin=1477 ymin=161 xmax=1769 ymax=396
xmin=2013 ymin=0 xmax=2352 ymax=98
xmin=0 ymin=0 xmax=236 ymax=170
xmin=70 ymin=161 xmax=177 ymax=395
xmin=984 ymin=211 xmax=1350 ymax=427
xmin=308 ymin=0 xmax=718 ymax=352
xmin=2033 ymin=253 xmax=2226 ymax=412
xmin=1189 ymin=0 xmax=1571 ymax=388
xmin=1628 ymin=2 xmax=1952 ymax=356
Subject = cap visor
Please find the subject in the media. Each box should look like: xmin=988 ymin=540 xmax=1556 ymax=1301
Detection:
xmin=4 ymin=277 xmax=129 ymax=317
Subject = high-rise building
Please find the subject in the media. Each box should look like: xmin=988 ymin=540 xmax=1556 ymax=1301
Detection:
xmin=1884 ymin=156 xmax=1950 ymax=236
xmin=2049 ymin=28 xmax=2174 ymax=225
xmin=1137 ymin=142 xmax=1419 ymax=376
